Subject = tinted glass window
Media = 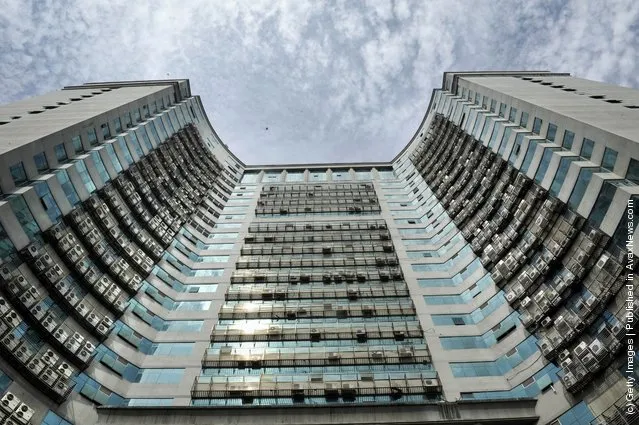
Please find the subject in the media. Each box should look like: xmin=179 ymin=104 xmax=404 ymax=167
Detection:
xmin=532 ymin=117 xmax=543 ymax=135
xmin=602 ymin=147 xmax=618 ymax=171
xmin=546 ymin=123 xmax=557 ymax=141
xmin=580 ymin=138 xmax=595 ymax=159
xmin=562 ymin=130 xmax=575 ymax=149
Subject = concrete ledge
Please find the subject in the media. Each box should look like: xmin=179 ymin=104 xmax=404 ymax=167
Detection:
xmin=96 ymin=399 xmax=539 ymax=425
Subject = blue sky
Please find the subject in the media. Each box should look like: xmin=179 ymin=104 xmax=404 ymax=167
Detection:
xmin=0 ymin=0 xmax=638 ymax=165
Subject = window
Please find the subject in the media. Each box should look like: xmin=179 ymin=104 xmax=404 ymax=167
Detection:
xmin=75 ymin=160 xmax=96 ymax=193
xmin=143 ymin=104 xmax=150 ymax=118
xmin=519 ymin=111 xmax=529 ymax=128
xmin=90 ymin=151 xmax=110 ymax=184
xmin=627 ymin=158 xmax=639 ymax=184
xmin=55 ymin=169 xmax=80 ymax=206
xmin=602 ymin=147 xmax=618 ymax=171
xmin=34 ymin=181 xmax=61 ymax=222
xmin=9 ymin=162 xmax=27 ymax=185
xmin=125 ymin=112 xmax=133 ymax=128
xmin=580 ymin=138 xmax=595 ymax=159
xmin=72 ymin=135 xmax=84 ymax=153
xmin=134 ymin=108 xmax=142 ymax=123
xmin=532 ymin=117 xmax=543 ymax=134
xmin=589 ymin=181 xmax=618 ymax=227
xmin=54 ymin=143 xmax=68 ymax=162
xmin=546 ymin=123 xmax=557 ymax=141
xmin=87 ymin=128 xmax=98 ymax=146
xmin=550 ymin=156 xmax=578 ymax=196
xmin=138 ymin=369 xmax=184 ymax=384
xmin=113 ymin=117 xmax=123 ymax=133
xmin=568 ymin=168 xmax=597 ymax=209
xmin=562 ymin=130 xmax=575 ymax=149
xmin=498 ymin=103 xmax=507 ymax=117
xmin=508 ymin=107 xmax=517 ymax=122
xmin=101 ymin=123 xmax=111 ymax=139
xmin=9 ymin=196 xmax=40 ymax=239
xmin=489 ymin=99 xmax=496 ymax=113
xmin=535 ymin=148 xmax=559 ymax=184
xmin=33 ymin=152 xmax=49 ymax=171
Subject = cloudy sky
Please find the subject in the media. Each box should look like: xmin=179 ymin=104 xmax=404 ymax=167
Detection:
xmin=0 ymin=1 xmax=638 ymax=165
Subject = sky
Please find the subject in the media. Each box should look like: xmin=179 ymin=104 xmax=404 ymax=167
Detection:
xmin=0 ymin=0 xmax=638 ymax=165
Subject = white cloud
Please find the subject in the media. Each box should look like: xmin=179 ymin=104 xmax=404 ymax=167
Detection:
xmin=0 ymin=0 xmax=637 ymax=164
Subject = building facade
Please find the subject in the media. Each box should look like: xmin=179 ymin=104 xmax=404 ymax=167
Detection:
xmin=0 ymin=72 xmax=636 ymax=425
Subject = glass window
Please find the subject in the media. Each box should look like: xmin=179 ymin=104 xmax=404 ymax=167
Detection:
xmin=519 ymin=111 xmax=529 ymax=128
xmin=309 ymin=172 xmax=327 ymax=182
xmin=113 ymin=117 xmax=123 ymax=133
xmin=72 ymin=135 xmax=84 ymax=153
xmin=550 ymin=156 xmax=578 ymax=196
xmin=34 ymin=181 xmax=61 ymax=222
xmin=105 ymin=144 xmax=123 ymax=173
xmin=138 ymin=128 xmax=153 ymax=151
xmin=534 ymin=148 xmax=559 ymax=184
xmin=151 ymin=343 xmax=194 ymax=356
xmin=0 ymin=222 xmax=16 ymax=258
xmin=101 ymin=123 xmax=111 ymax=140
xmin=602 ymin=147 xmax=618 ymax=171
xmin=498 ymin=103 xmax=507 ymax=118
xmin=75 ymin=160 xmax=96 ymax=193
xmin=568 ymin=168 xmax=597 ymax=209
xmin=521 ymin=140 xmax=540 ymax=173
xmin=497 ymin=127 xmax=512 ymax=156
xmin=332 ymin=170 xmax=351 ymax=181
xmin=125 ymin=112 xmax=133 ymax=128
xmin=128 ymin=132 xmax=144 ymax=157
xmin=87 ymin=128 xmax=98 ymax=146
xmin=55 ymin=169 xmax=80 ymax=206
xmin=589 ymin=181 xmax=618 ymax=227
xmin=134 ymin=109 xmax=142 ymax=123
xmin=285 ymin=172 xmax=304 ymax=182
xmin=54 ymin=143 xmax=68 ymax=162
xmin=474 ymin=92 xmax=480 ymax=104
xmin=33 ymin=152 xmax=49 ymax=172
xmin=116 ymin=136 xmax=134 ymax=165
xmin=9 ymin=162 xmax=27 ymax=185
xmin=532 ymin=117 xmax=543 ymax=135
xmin=9 ymin=195 xmax=40 ymax=239
xmin=508 ymin=133 xmax=527 ymax=164
xmin=90 ymin=151 xmax=110 ymax=184
xmin=627 ymin=158 xmax=639 ymax=184
xmin=137 ymin=368 xmax=184 ymax=384
xmin=562 ymin=130 xmax=575 ymax=149
xmin=546 ymin=123 xmax=557 ymax=141
xmin=489 ymin=99 xmax=496 ymax=113
xmin=508 ymin=107 xmax=517 ymax=122
xmin=580 ymin=138 xmax=595 ymax=159
xmin=143 ymin=104 xmax=150 ymax=118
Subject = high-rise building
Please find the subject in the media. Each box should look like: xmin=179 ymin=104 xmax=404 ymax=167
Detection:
xmin=0 ymin=72 xmax=636 ymax=425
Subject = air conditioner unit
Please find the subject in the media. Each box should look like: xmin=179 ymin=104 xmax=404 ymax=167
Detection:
xmin=14 ymin=342 xmax=35 ymax=362
xmin=562 ymin=371 xmax=576 ymax=388
xmin=86 ymin=312 xmax=100 ymax=327
xmin=571 ymin=341 xmax=588 ymax=359
xmin=13 ymin=401 xmax=35 ymax=423
xmin=41 ymin=349 xmax=59 ymax=367
xmin=1 ymin=334 xmax=19 ymax=351
xmin=589 ymin=339 xmax=606 ymax=358
xmin=541 ymin=317 xmax=553 ymax=327
xmin=4 ymin=311 xmax=21 ymax=328
xmin=42 ymin=314 xmax=58 ymax=333
xmin=39 ymin=368 xmax=59 ymax=387
xmin=310 ymin=328 xmax=321 ymax=341
xmin=520 ymin=297 xmax=532 ymax=308
xmin=27 ymin=357 xmax=45 ymax=375
xmin=560 ymin=357 xmax=573 ymax=370
xmin=57 ymin=362 xmax=73 ymax=379
xmin=75 ymin=302 xmax=89 ymax=318
xmin=371 ymin=350 xmax=384 ymax=359
xmin=327 ymin=352 xmax=341 ymax=361
xmin=533 ymin=291 xmax=546 ymax=304
xmin=0 ymin=392 xmax=20 ymax=412
xmin=64 ymin=292 xmax=79 ymax=307
xmin=398 ymin=347 xmax=414 ymax=358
